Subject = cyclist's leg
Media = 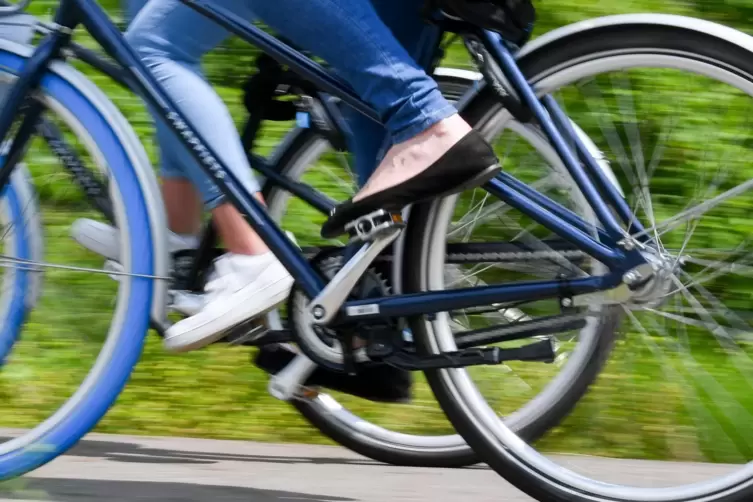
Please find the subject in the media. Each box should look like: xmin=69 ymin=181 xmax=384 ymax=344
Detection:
xmin=342 ymin=0 xmax=443 ymax=186
xmin=72 ymin=0 xmax=202 ymax=260
xmin=75 ymin=0 xmax=407 ymax=401
xmin=246 ymin=0 xmax=489 ymax=238
xmin=253 ymin=0 xmax=458 ymax=403
xmin=124 ymin=0 xmax=414 ymax=402
xmin=128 ymin=0 xmax=221 ymax=242
xmin=125 ymin=0 xmax=294 ymax=352
xmin=125 ymin=0 xmax=203 ymax=239
xmin=127 ymin=0 xmax=203 ymax=238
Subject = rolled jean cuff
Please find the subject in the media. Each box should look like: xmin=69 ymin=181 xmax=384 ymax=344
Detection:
xmin=159 ymin=163 xmax=185 ymax=179
xmin=200 ymin=182 xmax=229 ymax=209
xmin=204 ymin=194 xmax=227 ymax=210
xmin=390 ymin=103 xmax=457 ymax=144
xmin=160 ymin=166 xmax=231 ymax=210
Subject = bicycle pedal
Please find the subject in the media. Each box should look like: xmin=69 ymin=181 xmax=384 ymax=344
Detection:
xmin=498 ymin=338 xmax=556 ymax=364
xmin=345 ymin=209 xmax=405 ymax=243
xmin=222 ymin=319 xmax=267 ymax=346
xmin=308 ymin=212 xmax=402 ymax=325
xmin=268 ymin=353 xmax=318 ymax=402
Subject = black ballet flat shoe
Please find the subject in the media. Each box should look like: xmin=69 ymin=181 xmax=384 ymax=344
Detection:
xmin=321 ymin=130 xmax=500 ymax=239
xmin=254 ymin=345 xmax=413 ymax=404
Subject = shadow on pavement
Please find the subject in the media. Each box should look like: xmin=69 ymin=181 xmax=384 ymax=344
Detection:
xmin=0 ymin=436 xmax=486 ymax=470
xmin=0 ymin=436 xmax=380 ymax=468
xmin=0 ymin=477 xmax=354 ymax=501
xmin=66 ymin=438 xmax=380 ymax=466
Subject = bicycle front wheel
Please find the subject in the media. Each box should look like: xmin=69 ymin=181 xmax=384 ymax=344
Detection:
xmin=410 ymin=16 xmax=753 ymax=502
xmin=0 ymin=40 xmax=165 ymax=480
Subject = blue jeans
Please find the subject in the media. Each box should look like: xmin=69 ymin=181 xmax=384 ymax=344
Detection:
xmin=124 ymin=0 xmax=453 ymax=207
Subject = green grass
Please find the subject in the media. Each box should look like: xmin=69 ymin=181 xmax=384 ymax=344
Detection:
xmin=2 ymin=0 xmax=753 ymax=465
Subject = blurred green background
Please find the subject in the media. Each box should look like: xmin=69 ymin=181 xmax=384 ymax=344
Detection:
xmin=5 ymin=0 xmax=753 ymax=465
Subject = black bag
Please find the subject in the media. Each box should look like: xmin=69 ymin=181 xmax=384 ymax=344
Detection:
xmin=433 ymin=0 xmax=536 ymax=45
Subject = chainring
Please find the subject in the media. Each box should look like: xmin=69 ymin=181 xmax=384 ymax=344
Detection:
xmin=287 ymin=247 xmax=394 ymax=371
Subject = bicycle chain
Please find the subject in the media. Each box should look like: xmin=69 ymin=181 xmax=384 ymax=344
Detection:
xmin=445 ymin=249 xmax=586 ymax=263
xmin=367 ymin=248 xmax=586 ymax=265
xmin=169 ymin=248 xmax=586 ymax=288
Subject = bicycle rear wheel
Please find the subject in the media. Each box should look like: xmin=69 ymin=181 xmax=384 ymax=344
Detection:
xmin=410 ymin=16 xmax=753 ymax=501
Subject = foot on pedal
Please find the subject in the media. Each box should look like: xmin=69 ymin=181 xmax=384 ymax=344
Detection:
xmin=254 ymin=344 xmax=412 ymax=403
xmin=320 ymin=130 xmax=499 ymax=239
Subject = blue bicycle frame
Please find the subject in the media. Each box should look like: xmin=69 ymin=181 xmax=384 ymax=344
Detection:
xmin=0 ymin=0 xmax=651 ymax=325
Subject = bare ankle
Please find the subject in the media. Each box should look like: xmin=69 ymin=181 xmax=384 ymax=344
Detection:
xmin=354 ymin=114 xmax=472 ymax=201
xmin=417 ymin=114 xmax=472 ymax=141
xmin=211 ymin=199 xmax=270 ymax=256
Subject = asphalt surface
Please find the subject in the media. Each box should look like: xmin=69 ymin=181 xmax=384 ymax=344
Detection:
xmin=0 ymin=433 xmax=741 ymax=502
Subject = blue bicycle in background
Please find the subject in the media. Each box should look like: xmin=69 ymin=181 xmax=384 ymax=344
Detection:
xmin=0 ymin=0 xmax=751 ymax=500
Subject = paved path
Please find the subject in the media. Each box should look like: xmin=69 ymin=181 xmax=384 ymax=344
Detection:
xmin=0 ymin=433 xmax=740 ymax=501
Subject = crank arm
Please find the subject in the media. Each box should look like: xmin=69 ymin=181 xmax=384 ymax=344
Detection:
xmin=268 ymin=352 xmax=318 ymax=401
xmin=307 ymin=209 xmax=404 ymax=325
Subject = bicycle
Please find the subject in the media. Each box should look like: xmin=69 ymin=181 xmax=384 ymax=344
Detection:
xmin=0 ymin=13 xmax=488 ymax=466
xmin=0 ymin=1 xmax=749 ymax=500
xmin=0 ymin=11 xmax=619 ymax=468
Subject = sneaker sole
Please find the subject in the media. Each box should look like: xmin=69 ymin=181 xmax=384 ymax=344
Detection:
xmin=163 ymin=276 xmax=293 ymax=353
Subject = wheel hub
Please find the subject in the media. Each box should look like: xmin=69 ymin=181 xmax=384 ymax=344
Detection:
xmin=625 ymin=250 xmax=679 ymax=308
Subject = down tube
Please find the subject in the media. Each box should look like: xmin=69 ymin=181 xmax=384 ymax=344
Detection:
xmin=73 ymin=0 xmax=324 ymax=298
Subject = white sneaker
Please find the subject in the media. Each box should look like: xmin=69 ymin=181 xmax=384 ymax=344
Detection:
xmin=164 ymin=252 xmax=294 ymax=353
xmin=169 ymin=230 xmax=298 ymax=318
xmin=71 ymin=218 xmax=199 ymax=261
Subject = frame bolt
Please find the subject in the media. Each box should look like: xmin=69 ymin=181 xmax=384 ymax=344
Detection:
xmin=623 ymin=270 xmax=642 ymax=285
xmin=619 ymin=239 xmax=636 ymax=251
xmin=312 ymin=305 xmax=326 ymax=320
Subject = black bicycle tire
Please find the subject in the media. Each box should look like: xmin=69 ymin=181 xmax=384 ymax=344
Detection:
xmin=394 ymin=81 xmax=617 ymax=466
xmin=402 ymin=81 xmax=621 ymax=448
xmin=408 ymin=24 xmax=753 ymax=502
